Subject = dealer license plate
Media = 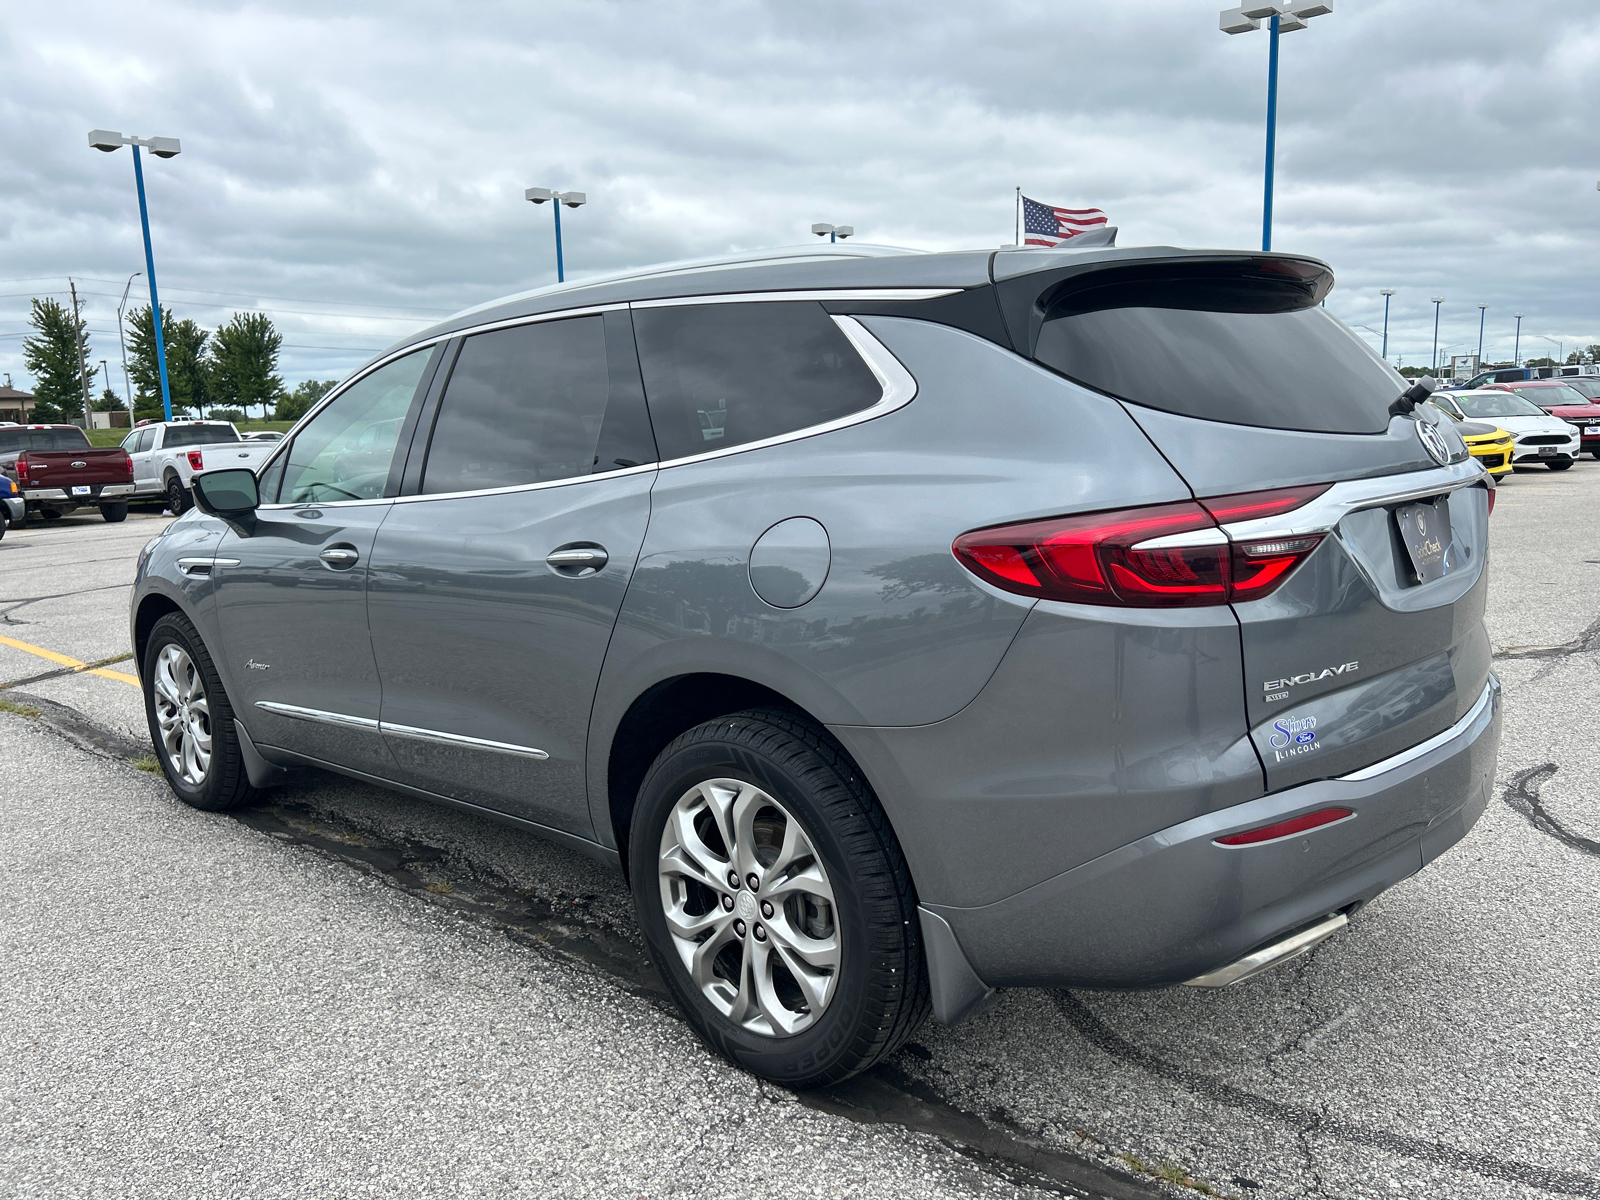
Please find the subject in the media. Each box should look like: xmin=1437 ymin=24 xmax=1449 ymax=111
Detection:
xmin=71 ymin=485 xmax=92 ymax=496
xmin=1586 ymin=425 xmax=1599 ymax=435
xmin=1396 ymin=499 xmax=1453 ymax=585
xmin=1538 ymin=445 xmax=1557 ymax=457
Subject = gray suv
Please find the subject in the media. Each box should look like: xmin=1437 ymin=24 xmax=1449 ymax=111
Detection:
xmin=131 ymin=241 xmax=1501 ymax=1086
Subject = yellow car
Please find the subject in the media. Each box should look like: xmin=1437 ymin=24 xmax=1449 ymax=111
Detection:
xmin=1427 ymin=397 xmax=1513 ymax=478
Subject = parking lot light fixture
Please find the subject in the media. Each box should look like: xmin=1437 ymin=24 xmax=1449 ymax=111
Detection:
xmin=812 ymin=223 xmax=853 ymax=243
xmin=1476 ymin=304 xmax=1488 ymax=364
xmin=1430 ymin=297 xmax=1445 ymax=374
xmin=1514 ymin=313 xmax=1524 ymax=364
xmin=1219 ymin=3 xmax=1334 ymax=252
xmin=525 ymin=187 xmax=587 ymax=283
xmin=88 ymin=130 xmax=181 ymax=420
xmin=1539 ymin=335 xmax=1562 ymax=366
xmin=1380 ymin=289 xmax=1395 ymax=359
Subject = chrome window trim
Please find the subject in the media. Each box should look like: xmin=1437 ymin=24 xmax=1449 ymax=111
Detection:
xmin=653 ymin=314 xmax=918 ymax=471
xmin=630 ymin=288 xmax=959 ymax=308
xmin=254 ymin=701 xmax=380 ymax=731
xmin=379 ymin=721 xmax=550 ymax=760
xmin=256 ymin=497 xmax=396 ymax=512
xmin=1217 ymin=459 xmax=1486 ymax=544
xmin=1339 ymin=677 xmax=1498 ymax=782
xmin=391 ymin=460 xmax=657 ymax=506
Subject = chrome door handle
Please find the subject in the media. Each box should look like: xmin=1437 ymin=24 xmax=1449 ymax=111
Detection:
xmin=319 ymin=546 xmax=360 ymax=569
xmin=545 ymin=545 xmax=608 ymax=575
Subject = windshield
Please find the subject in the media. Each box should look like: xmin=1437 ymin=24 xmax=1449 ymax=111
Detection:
xmin=164 ymin=423 xmax=240 ymax=447
xmin=1031 ymin=262 xmax=1402 ymax=433
xmin=1564 ymin=379 xmax=1600 ymax=401
xmin=0 ymin=427 xmax=92 ymax=453
xmin=1507 ymin=384 xmax=1588 ymax=407
xmin=1456 ymin=393 xmax=1546 ymax=419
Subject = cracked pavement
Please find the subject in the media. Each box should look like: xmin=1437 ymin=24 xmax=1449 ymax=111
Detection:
xmin=2 ymin=464 xmax=1599 ymax=1199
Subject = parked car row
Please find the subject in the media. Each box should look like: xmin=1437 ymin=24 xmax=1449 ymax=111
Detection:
xmin=1425 ymin=381 xmax=1600 ymax=476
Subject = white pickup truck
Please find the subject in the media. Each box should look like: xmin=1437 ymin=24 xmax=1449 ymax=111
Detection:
xmin=120 ymin=420 xmax=276 ymax=514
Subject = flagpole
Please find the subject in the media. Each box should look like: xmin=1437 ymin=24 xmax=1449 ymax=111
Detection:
xmin=1014 ymin=187 xmax=1021 ymax=246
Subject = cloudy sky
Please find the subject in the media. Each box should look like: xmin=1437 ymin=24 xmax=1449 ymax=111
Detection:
xmin=3 ymin=0 xmax=1596 ymax=395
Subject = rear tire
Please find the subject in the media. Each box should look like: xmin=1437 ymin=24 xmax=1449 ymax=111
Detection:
xmin=629 ymin=707 xmax=929 ymax=1087
xmin=142 ymin=612 xmax=258 ymax=812
xmin=101 ymin=502 xmax=128 ymax=523
xmin=165 ymin=475 xmax=190 ymax=515
xmin=1548 ymin=459 xmax=1573 ymax=471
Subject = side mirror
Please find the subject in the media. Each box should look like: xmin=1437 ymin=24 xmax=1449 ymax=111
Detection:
xmin=191 ymin=468 xmax=259 ymax=517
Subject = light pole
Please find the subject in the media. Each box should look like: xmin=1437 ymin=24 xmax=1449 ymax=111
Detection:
xmin=1476 ymin=304 xmax=1487 ymax=365
xmin=115 ymin=271 xmax=141 ymax=419
xmin=1220 ymin=3 xmax=1334 ymax=252
xmin=525 ymin=187 xmax=587 ymax=283
xmin=811 ymin=223 xmax=854 ymax=244
xmin=1539 ymin=335 xmax=1562 ymax=367
xmin=1513 ymin=313 xmax=1524 ymax=365
xmin=89 ymin=131 xmax=180 ymax=422
xmin=1431 ymin=297 xmax=1445 ymax=374
xmin=1380 ymin=288 xmax=1395 ymax=359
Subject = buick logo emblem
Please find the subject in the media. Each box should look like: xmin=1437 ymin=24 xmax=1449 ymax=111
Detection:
xmin=1415 ymin=509 xmax=1428 ymax=535
xmin=1416 ymin=421 xmax=1451 ymax=466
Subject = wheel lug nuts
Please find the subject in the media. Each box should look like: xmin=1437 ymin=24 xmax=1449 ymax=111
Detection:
xmin=733 ymin=919 xmax=747 ymax=937
xmin=721 ymin=894 xmax=734 ymax=912
xmin=727 ymin=871 xmax=740 ymax=889
xmin=754 ymin=925 xmax=767 ymax=941
xmin=746 ymin=873 xmax=760 ymax=892
xmin=760 ymin=901 xmax=773 ymax=919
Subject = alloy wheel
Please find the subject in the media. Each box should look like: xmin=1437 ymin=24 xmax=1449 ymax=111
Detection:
xmin=657 ymin=777 xmax=840 ymax=1037
xmin=153 ymin=643 xmax=212 ymax=786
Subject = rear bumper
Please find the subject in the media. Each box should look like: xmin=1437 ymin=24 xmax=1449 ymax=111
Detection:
xmin=23 ymin=483 xmax=134 ymax=504
xmin=925 ymin=676 xmax=1501 ymax=991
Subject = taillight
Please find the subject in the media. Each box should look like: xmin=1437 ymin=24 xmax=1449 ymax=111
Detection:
xmin=1215 ymin=806 xmax=1354 ymax=846
xmin=1486 ymin=486 xmax=1497 ymax=516
xmin=15 ymin=456 xmax=31 ymax=484
xmin=187 ymin=450 xmax=204 ymax=471
xmin=119 ymin=449 xmax=133 ymax=478
xmin=952 ymin=485 xmax=1328 ymax=609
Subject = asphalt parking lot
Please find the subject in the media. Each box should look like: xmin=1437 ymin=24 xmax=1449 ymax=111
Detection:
xmin=2 ymin=466 xmax=1598 ymax=1200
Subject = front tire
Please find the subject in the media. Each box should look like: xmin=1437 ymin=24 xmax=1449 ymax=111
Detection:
xmin=101 ymin=502 xmax=129 ymax=523
xmin=142 ymin=612 xmax=257 ymax=811
xmin=630 ymin=708 xmax=928 ymax=1087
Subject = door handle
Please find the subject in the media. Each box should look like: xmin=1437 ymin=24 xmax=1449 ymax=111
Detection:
xmin=320 ymin=545 xmax=360 ymax=569
xmin=545 ymin=545 xmax=608 ymax=576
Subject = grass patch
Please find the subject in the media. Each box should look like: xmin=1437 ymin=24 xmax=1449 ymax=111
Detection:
xmin=1118 ymin=1153 xmax=1145 ymax=1173
xmin=426 ymin=880 xmax=455 ymax=895
xmin=1157 ymin=1162 xmax=1187 ymax=1184
xmin=132 ymin=755 xmax=161 ymax=773
xmin=0 ymin=698 xmax=42 ymax=718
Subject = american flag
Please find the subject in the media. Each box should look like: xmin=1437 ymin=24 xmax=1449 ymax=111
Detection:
xmin=1022 ymin=195 xmax=1108 ymax=247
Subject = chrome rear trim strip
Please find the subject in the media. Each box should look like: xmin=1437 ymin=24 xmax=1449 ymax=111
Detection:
xmin=1217 ymin=459 xmax=1485 ymax=544
xmin=380 ymin=721 xmax=550 ymax=760
xmin=1339 ymin=677 xmax=1498 ymax=782
xmin=254 ymin=701 xmax=380 ymax=731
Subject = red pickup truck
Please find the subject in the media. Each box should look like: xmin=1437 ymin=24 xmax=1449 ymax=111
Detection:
xmin=0 ymin=424 xmax=137 ymax=524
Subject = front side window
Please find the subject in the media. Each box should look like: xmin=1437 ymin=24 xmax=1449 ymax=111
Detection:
xmin=275 ymin=350 xmax=431 ymax=504
xmin=421 ymin=316 xmax=610 ymax=494
xmin=631 ymin=301 xmax=883 ymax=461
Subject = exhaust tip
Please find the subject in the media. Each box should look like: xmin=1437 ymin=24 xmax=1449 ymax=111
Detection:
xmin=1182 ymin=912 xmax=1348 ymax=988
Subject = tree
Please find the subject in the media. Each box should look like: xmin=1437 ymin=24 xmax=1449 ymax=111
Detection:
xmin=209 ymin=312 xmax=284 ymax=420
xmin=276 ymin=378 xmax=339 ymax=422
xmin=93 ymin=387 xmax=124 ymax=412
xmin=126 ymin=305 xmax=209 ymax=416
xmin=21 ymin=297 xmax=90 ymax=423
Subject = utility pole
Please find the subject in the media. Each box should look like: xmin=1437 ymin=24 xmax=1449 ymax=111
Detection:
xmin=68 ymin=279 xmax=93 ymax=428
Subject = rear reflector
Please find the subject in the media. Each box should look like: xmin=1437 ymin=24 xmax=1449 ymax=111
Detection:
xmin=952 ymin=485 xmax=1327 ymax=608
xmin=1215 ymin=807 xmax=1354 ymax=846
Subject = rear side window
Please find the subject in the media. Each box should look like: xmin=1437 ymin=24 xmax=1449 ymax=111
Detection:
xmin=422 ymin=316 xmax=612 ymax=494
xmin=631 ymin=301 xmax=882 ymax=460
xmin=164 ymin=424 xmax=239 ymax=448
xmin=1031 ymin=262 xmax=1405 ymax=434
xmin=0 ymin=427 xmax=91 ymax=452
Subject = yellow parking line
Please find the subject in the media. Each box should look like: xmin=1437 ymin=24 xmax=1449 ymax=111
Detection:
xmin=0 ymin=634 xmax=141 ymax=689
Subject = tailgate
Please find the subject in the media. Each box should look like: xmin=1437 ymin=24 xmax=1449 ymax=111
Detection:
xmin=22 ymin=449 xmax=133 ymax=487
xmin=191 ymin=442 xmax=272 ymax=472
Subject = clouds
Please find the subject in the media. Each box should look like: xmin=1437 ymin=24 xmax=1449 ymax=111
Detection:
xmin=1 ymin=0 xmax=1596 ymax=391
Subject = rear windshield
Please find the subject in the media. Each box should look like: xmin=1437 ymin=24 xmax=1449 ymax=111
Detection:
xmin=1508 ymin=384 xmax=1589 ymax=407
xmin=164 ymin=424 xmax=239 ymax=447
xmin=1031 ymin=262 xmax=1404 ymax=433
xmin=1455 ymin=393 xmax=1544 ymax=419
xmin=0 ymin=427 xmax=91 ymax=453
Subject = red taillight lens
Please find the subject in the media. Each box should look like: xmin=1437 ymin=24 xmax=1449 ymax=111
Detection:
xmin=119 ymin=449 xmax=133 ymax=479
xmin=1215 ymin=806 xmax=1354 ymax=846
xmin=1486 ymin=486 xmax=1496 ymax=515
xmin=952 ymin=486 xmax=1328 ymax=609
xmin=15 ymin=456 xmax=31 ymax=484
xmin=187 ymin=450 xmax=204 ymax=471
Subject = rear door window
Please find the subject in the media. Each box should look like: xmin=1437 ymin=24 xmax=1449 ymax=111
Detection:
xmin=1030 ymin=262 xmax=1405 ymax=434
xmin=420 ymin=316 xmax=618 ymax=495
xmin=631 ymin=300 xmax=882 ymax=460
